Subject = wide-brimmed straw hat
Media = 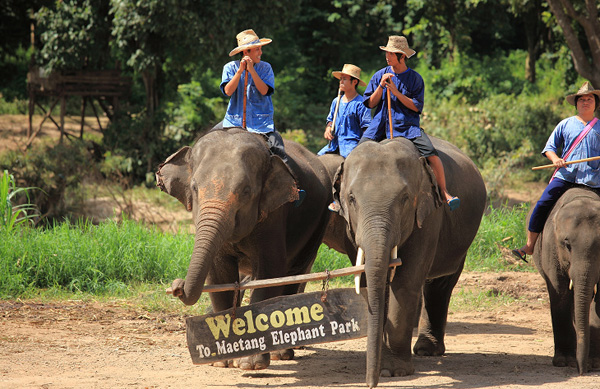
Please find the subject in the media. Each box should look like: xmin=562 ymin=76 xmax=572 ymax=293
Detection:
xmin=379 ymin=35 xmax=416 ymax=58
xmin=332 ymin=64 xmax=367 ymax=87
xmin=565 ymin=81 xmax=600 ymax=106
xmin=229 ymin=29 xmax=272 ymax=57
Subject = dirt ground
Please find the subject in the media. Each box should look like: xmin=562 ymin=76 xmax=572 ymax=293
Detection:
xmin=1 ymin=115 xmax=599 ymax=388
xmin=2 ymin=273 xmax=600 ymax=389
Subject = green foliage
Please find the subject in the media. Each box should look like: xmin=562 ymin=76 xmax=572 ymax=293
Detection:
xmin=0 ymin=139 xmax=99 ymax=222
xmin=0 ymin=218 xmax=193 ymax=298
xmin=0 ymin=170 xmax=40 ymax=232
xmin=35 ymin=0 xmax=112 ymax=72
xmin=0 ymin=45 xmax=31 ymax=102
xmin=465 ymin=203 xmax=533 ymax=272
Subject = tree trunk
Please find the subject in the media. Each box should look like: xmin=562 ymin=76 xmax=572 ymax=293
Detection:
xmin=547 ymin=0 xmax=600 ymax=87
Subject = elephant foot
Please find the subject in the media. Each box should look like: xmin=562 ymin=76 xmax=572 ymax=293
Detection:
xmin=210 ymin=359 xmax=233 ymax=368
xmin=233 ymin=353 xmax=271 ymax=370
xmin=552 ymin=352 xmax=577 ymax=368
xmin=413 ymin=333 xmax=445 ymax=356
xmin=380 ymin=345 xmax=415 ymax=377
xmin=270 ymin=348 xmax=294 ymax=361
xmin=590 ymin=356 xmax=600 ymax=370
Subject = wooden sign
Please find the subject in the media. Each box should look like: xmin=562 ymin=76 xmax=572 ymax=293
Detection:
xmin=186 ymin=288 xmax=369 ymax=364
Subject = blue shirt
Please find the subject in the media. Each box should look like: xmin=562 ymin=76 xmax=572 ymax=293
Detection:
xmin=220 ymin=61 xmax=275 ymax=133
xmin=318 ymin=94 xmax=372 ymax=158
xmin=543 ymin=116 xmax=600 ymax=187
xmin=361 ymin=66 xmax=424 ymax=141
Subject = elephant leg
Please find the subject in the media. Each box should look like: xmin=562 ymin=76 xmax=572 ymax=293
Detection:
xmin=547 ymin=277 xmax=577 ymax=368
xmin=590 ymin=296 xmax=600 ymax=369
xmin=206 ymin=255 xmax=240 ymax=313
xmin=380 ymin=275 xmax=423 ymax=377
xmin=270 ymin=349 xmax=295 ymax=361
xmin=414 ymin=262 xmax=464 ymax=356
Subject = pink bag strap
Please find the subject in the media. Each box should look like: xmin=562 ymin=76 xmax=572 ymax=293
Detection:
xmin=550 ymin=117 xmax=599 ymax=182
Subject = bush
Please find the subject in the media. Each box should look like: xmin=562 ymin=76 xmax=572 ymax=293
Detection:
xmin=0 ymin=139 xmax=100 ymax=223
xmin=0 ymin=170 xmax=40 ymax=232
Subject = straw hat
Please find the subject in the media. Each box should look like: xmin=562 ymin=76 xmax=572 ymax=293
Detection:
xmin=229 ymin=29 xmax=272 ymax=57
xmin=379 ymin=35 xmax=416 ymax=58
xmin=332 ymin=64 xmax=367 ymax=87
xmin=565 ymin=81 xmax=600 ymax=106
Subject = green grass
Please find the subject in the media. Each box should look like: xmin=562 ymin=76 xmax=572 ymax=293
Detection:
xmin=0 ymin=204 xmax=534 ymax=312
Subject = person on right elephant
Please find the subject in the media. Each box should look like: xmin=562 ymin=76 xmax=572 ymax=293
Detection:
xmin=512 ymin=81 xmax=600 ymax=262
xmin=360 ymin=35 xmax=460 ymax=210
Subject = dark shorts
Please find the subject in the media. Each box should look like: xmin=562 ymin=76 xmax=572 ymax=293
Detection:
xmin=358 ymin=128 xmax=438 ymax=157
xmin=410 ymin=129 xmax=438 ymax=158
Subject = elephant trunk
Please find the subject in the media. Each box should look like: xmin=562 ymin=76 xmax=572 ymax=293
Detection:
xmin=178 ymin=203 xmax=232 ymax=305
xmin=361 ymin=222 xmax=396 ymax=388
xmin=573 ymin=272 xmax=597 ymax=374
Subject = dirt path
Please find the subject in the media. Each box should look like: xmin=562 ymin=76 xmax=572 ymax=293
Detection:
xmin=2 ymin=272 xmax=599 ymax=389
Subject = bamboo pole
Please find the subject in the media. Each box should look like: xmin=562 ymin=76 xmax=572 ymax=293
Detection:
xmin=531 ymin=156 xmax=600 ymax=170
xmin=166 ymin=259 xmax=402 ymax=294
xmin=242 ymin=69 xmax=248 ymax=129
xmin=387 ymin=88 xmax=393 ymax=139
xmin=330 ymin=88 xmax=343 ymax=136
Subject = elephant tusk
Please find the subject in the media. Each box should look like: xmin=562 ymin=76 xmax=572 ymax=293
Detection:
xmin=594 ymin=284 xmax=597 ymax=298
xmin=569 ymin=279 xmax=573 ymax=290
xmin=390 ymin=246 xmax=398 ymax=282
xmin=355 ymin=247 xmax=364 ymax=294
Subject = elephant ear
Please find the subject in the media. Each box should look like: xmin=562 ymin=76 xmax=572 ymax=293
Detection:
xmin=258 ymin=155 xmax=298 ymax=221
xmin=332 ymin=161 xmax=346 ymax=219
xmin=156 ymin=146 xmax=194 ymax=211
xmin=416 ymin=157 xmax=443 ymax=228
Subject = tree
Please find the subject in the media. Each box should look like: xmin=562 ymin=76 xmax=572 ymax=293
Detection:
xmin=546 ymin=0 xmax=600 ymax=87
xmin=505 ymin=0 xmax=547 ymax=83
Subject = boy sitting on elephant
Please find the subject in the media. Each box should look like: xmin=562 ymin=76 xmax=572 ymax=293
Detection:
xmin=221 ymin=29 xmax=304 ymax=205
xmin=360 ymin=35 xmax=460 ymax=211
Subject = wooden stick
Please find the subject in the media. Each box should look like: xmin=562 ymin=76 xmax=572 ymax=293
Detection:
xmin=242 ymin=69 xmax=248 ymax=129
xmin=330 ymin=88 xmax=342 ymax=136
xmin=166 ymin=259 xmax=403 ymax=294
xmin=531 ymin=155 xmax=600 ymax=170
xmin=387 ymin=88 xmax=393 ymax=139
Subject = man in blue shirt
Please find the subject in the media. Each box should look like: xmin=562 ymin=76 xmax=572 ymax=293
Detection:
xmin=221 ymin=29 xmax=304 ymax=205
xmin=319 ymin=64 xmax=371 ymax=158
xmin=221 ymin=29 xmax=287 ymax=162
xmin=361 ymin=35 xmax=459 ymax=211
xmin=512 ymin=81 xmax=600 ymax=262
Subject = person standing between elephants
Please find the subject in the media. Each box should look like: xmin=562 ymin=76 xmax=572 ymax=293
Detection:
xmin=221 ymin=29 xmax=305 ymax=205
xmin=360 ymin=35 xmax=460 ymax=211
xmin=319 ymin=63 xmax=372 ymax=158
xmin=512 ymin=81 xmax=600 ymax=262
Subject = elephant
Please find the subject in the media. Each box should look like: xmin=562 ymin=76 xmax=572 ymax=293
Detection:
xmin=156 ymin=127 xmax=332 ymax=370
xmin=531 ymin=187 xmax=600 ymax=374
xmin=318 ymin=153 xmax=357 ymax=259
xmin=332 ymin=136 xmax=487 ymax=387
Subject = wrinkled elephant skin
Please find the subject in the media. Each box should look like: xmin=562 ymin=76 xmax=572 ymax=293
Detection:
xmin=333 ymin=137 xmax=487 ymax=387
xmin=156 ymin=128 xmax=332 ymax=370
xmin=532 ymin=188 xmax=600 ymax=374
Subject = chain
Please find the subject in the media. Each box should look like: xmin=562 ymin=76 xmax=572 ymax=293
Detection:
xmin=321 ymin=269 xmax=330 ymax=302
xmin=231 ymin=281 xmax=240 ymax=320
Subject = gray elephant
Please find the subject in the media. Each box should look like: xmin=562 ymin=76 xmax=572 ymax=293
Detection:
xmin=531 ymin=187 xmax=600 ymax=373
xmin=318 ymin=153 xmax=357 ymax=259
xmin=156 ymin=127 xmax=332 ymax=369
xmin=333 ymin=137 xmax=486 ymax=387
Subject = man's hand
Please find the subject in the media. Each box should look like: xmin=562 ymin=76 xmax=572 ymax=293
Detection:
xmin=381 ymin=73 xmax=398 ymax=94
xmin=241 ymin=56 xmax=254 ymax=72
xmin=324 ymin=124 xmax=334 ymax=140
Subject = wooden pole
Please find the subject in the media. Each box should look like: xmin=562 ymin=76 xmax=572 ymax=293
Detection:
xmin=242 ymin=70 xmax=248 ymax=129
xmin=166 ymin=259 xmax=403 ymax=294
xmin=330 ymin=88 xmax=343 ymax=135
xmin=531 ymin=156 xmax=600 ymax=170
xmin=387 ymin=88 xmax=393 ymax=139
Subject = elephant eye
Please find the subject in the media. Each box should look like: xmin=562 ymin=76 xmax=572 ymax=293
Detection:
xmin=242 ymin=186 xmax=252 ymax=197
xmin=562 ymin=239 xmax=571 ymax=252
xmin=348 ymin=193 xmax=356 ymax=204
xmin=191 ymin=180 xmax=198 ymax=193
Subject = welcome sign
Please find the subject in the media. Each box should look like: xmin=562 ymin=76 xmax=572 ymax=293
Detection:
xmin=186 ymin=288 xmax=369 ymax=364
